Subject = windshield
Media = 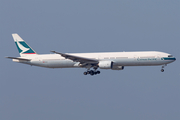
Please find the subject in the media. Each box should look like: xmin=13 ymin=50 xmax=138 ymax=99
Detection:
xmin=168 ymin=55 xmax=173 ymax=57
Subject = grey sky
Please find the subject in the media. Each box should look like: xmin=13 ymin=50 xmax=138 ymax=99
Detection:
xmin=1 ymin=0 xmax=180 ymax=120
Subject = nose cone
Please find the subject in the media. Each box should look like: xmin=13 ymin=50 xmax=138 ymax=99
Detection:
xmin=171 ymin=57 xmax=176 ymax=61
xmin=171 ymin=57 xmax=176 ymax=62
xmin=163 ymin=57 xmax=176 ymax=63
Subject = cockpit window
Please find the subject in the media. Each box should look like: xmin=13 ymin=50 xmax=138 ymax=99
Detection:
xmin=168 ymin=55 xmax=173 ymax=57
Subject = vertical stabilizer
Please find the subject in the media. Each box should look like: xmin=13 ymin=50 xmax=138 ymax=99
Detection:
xmin=12 ymin=34 xmax=37 ymax=56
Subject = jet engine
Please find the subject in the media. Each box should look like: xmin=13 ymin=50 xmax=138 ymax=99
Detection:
xmin=98 ymin=61 xmax=112 ymax=69
xmin=98 ymin=61 xmax=124 ymax=70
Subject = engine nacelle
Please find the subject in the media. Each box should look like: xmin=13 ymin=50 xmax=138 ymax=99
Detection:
xmin=98 ymin=61 xmax=112 ymax=69
xmin=98 ymin=61 xmax=124 ymax=70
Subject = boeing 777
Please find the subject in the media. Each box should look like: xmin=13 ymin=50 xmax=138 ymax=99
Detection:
xmin=6 ymin=34 xmax=176 ymax=75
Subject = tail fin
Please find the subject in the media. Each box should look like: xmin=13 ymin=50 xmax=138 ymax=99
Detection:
xmin=12 ymin=34 xmax=37 ymax=56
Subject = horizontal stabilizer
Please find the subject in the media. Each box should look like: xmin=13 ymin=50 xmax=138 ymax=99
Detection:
xmin=6 ymin=57 xmax=31 ymax=61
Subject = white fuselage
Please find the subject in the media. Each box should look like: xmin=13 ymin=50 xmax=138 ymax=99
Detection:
xmin=13 ymin=51 xmax=176 ymax=69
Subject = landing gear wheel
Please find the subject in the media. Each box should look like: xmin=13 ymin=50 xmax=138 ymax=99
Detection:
xmin=83 ymin=69 xmax=100 ymax=76
xmin=90 ymin=70 xmax=94 ymax=76
xmin=161 ymin=69 xmax=164 ymax=72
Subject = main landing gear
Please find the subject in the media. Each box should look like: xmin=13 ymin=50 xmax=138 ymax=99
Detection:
xmin=83 ymin=70 xmax=100 ymax=76
xmin=83 ymin=66 xmax=100 ymax=76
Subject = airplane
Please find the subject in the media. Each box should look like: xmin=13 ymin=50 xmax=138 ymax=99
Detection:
xmin=6 ymin=33 xmax=176 ymax=76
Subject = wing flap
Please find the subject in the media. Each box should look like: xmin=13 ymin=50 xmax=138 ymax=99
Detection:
xmin=51 ymin=51 xmax=98 ymax=64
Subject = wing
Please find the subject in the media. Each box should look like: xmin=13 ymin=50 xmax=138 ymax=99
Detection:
xmin=51 ymin=51 xmax=98 ymax=64
xmin=6 ymin=57 xmax=31 ymax=61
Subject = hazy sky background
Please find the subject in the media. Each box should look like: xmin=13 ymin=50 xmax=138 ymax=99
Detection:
xmin=1 ymin=0 xmax=180 ymax=120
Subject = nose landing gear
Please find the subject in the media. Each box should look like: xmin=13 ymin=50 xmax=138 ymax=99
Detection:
xmin=161 ymin=64 xmax=167 ymax=72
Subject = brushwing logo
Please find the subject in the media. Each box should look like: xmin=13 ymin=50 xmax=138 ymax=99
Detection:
xmin=16 ymin=40 xmax=30 ymax=54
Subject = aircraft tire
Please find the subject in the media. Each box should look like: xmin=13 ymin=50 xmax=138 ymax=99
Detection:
xmin=97 ymin=71 xmax=100 ymax=74
xmin=90 ymin=70 xmax=94 ymax=75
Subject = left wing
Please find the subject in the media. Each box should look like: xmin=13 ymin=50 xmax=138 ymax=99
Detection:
xmin=51 ymin=51 xmax=99 ymax=64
